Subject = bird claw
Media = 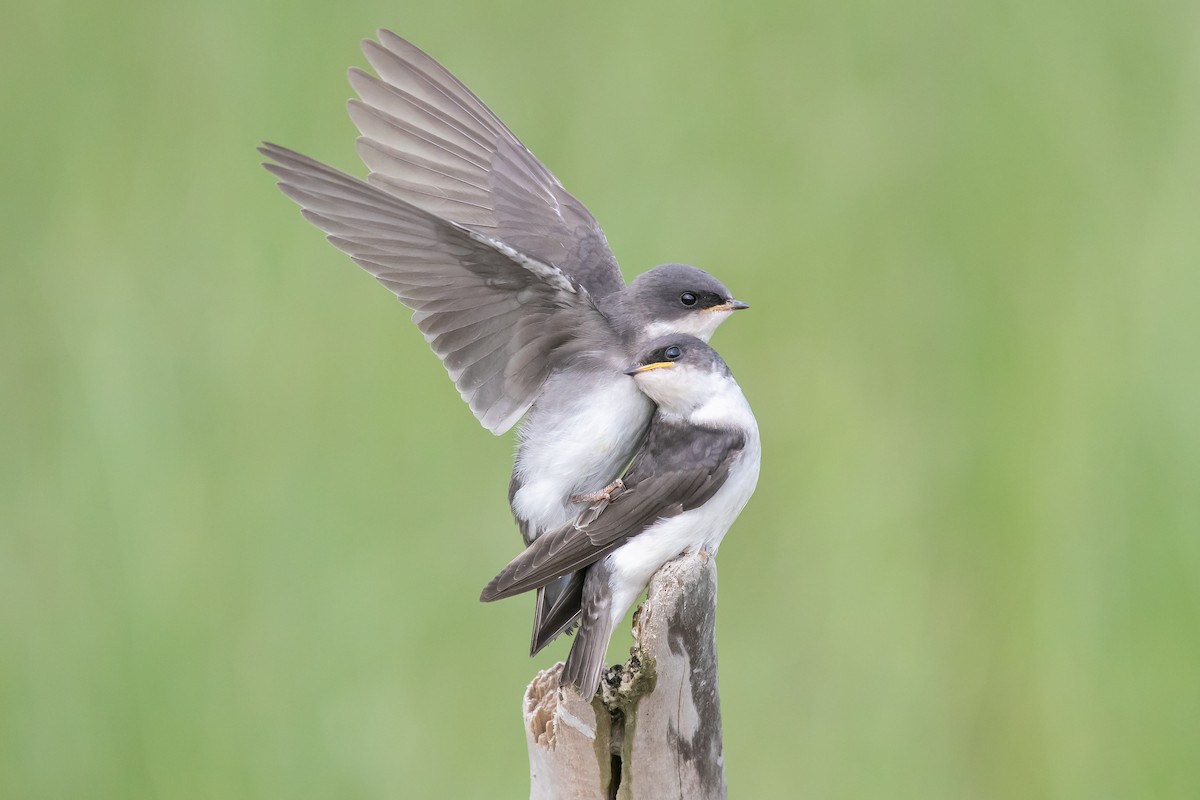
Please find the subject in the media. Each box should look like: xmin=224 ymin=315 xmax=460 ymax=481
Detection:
xmin=571 ymin=478 xmax=625 ymax=505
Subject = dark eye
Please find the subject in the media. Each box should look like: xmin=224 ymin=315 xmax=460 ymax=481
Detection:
xmin=664 ymin=345 xmax=682 ymax=360
xmin=680 ymin=292 xmax=697 ymax=307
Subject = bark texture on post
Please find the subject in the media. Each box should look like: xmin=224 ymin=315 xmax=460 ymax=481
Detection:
xmin=523 ymin=552 xmax=726 ymax=800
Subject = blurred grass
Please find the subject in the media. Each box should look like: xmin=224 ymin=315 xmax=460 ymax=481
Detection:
xmin=2 ymin=0 xmax=1199 ymax=797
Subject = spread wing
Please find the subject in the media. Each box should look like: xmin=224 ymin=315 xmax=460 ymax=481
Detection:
xmin=261 ymin=142 xmax=605 ymax=434
xmin=480 ymin=449 xmax=739 ymax=602
xmin=346 ymin=30 xmax=625 ymax=298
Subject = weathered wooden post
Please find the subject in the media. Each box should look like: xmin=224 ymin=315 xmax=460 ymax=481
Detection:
xmin=522 ymin=552 xmax=726 ymax=799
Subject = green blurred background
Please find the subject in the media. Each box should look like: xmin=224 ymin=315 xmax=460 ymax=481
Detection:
xmin=3 ymin=0 xmax=1198 ymax=796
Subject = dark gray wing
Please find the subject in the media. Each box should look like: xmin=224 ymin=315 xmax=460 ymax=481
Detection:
xmin=346 ymin=30 xmax=625 ymax=298
xmin=480 ymin=457 xmax=737 ymax=602
xmin=261 ymin=142 xmax=604 ymax=434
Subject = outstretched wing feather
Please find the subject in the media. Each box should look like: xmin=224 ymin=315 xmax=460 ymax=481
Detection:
xmin=261 ymin=142 xmax=602 ymax=434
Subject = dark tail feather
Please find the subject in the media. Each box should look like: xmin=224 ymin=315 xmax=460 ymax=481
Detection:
xmin=561 ymin=573 xmax=614 ymax=698
xmin=530 ymin=571 xmax=585 ymax=656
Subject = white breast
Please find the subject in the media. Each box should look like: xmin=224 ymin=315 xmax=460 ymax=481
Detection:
xmin=512 ymin=368 xmax=654 ymax=535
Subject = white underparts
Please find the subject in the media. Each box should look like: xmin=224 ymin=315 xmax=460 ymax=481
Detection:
xmin=513 ymin=369 xmax=653 ymax=534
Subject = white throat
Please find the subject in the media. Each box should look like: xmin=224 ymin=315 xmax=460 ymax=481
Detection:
xmin=640 ymin=369 xmax=754 ymax=430
xmin=688 ymin=377 xmax=756 ymax=430
xmin=640 ymin=309 xmax=733 ymax=343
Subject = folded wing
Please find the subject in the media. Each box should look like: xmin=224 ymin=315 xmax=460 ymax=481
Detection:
xmin=480 ymin=460 xmax=735 ymax=602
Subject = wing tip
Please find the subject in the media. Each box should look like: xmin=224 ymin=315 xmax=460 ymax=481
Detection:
xmin=479 ymin=406 xmax=520 ymax=436
xmin=480 ymin=572 xmax=519 ymax=603
xmin=258 ymin=141 xmax=289 ymax=162
xmin=375 ymin=28 xmax=402 ymax=47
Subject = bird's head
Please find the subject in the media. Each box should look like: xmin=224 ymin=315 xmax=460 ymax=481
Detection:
xmin=622 ymin=264 xmax=748 ymax=342
xmin=624 ymin=335 xmax=737 ymax=416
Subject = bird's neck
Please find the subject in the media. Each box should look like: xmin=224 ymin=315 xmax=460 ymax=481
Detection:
xmin=659 ymin=378 xmax=755 ymax=432
xmin=634 ymin=314 xmax=725 ymax=345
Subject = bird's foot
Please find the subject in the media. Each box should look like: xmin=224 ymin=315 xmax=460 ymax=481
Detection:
xmin=571 ymin=478 xmax=625 ymax=505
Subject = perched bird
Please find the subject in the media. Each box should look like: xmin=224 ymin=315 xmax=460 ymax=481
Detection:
xmin=260 ymin=31 xmax=748 ymax=654
xmin=481 ymin=336 xmax=760 ymax=697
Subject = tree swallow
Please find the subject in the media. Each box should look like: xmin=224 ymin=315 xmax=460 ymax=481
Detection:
xmin=480 ymin=336 xmax=760 ymax=697
xmin=260 ymin=31 xmax=749 ymax=657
